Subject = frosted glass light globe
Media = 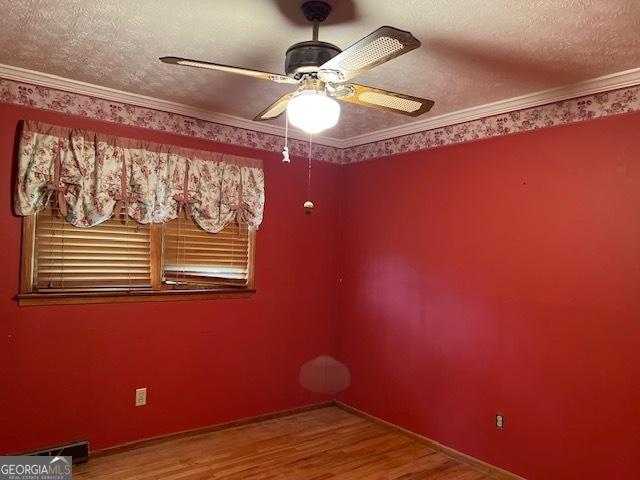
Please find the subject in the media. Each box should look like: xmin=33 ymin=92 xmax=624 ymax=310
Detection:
xmin=286 ymin=90 xmax=340 ymax=134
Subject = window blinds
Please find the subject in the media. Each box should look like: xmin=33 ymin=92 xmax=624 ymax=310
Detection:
xmin=31 ymin=205 xmax=252 ymax=293
xmin=162 ymin=217 xmax=251 ymax=287
xmin=34 ymin=204 xmax=152 ymax=291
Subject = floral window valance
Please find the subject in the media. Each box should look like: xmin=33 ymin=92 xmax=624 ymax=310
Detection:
xmin=14 ymin=121 xmax=265 ymax=232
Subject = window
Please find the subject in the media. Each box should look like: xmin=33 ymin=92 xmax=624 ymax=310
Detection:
xmin=163 ymin=217 xmax=251 ymax=288
xmin=19 ymin=204 xmax=255 ymax=305
xmin=32 ymin=204 xmax=153 ymax=291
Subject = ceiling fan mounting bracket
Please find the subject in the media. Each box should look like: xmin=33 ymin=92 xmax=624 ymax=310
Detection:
xmin=301 ymin=1 xmax=332 ymax=23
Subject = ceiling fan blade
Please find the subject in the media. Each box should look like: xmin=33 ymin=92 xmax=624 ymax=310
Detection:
xmin=159 ymin=56 xmax=297 ymax=84
xmin=318 ymin=26 xmax=420 ymax=83
xmin=337 ymin=84 xmax=434 ymax=117
xmin=253 ymin=92 xmax=295 ymax=121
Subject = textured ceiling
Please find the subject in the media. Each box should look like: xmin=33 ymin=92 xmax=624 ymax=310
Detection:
xmin=0 ymin=0 xmax=639 ymax=139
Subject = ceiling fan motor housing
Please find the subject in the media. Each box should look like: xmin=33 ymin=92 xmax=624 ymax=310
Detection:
xmin=285 ymin=41 xmax=341 ymax=78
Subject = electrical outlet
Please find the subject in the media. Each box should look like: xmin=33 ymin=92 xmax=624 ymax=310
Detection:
xmin=135 ymin=387 xmax=147 ymax=406
xmin=496 ymin=413 xmax=504 ymax=429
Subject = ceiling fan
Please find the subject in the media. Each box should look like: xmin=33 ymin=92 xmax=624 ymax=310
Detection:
xmin=160 ymin=1 xmax=434 ymax=134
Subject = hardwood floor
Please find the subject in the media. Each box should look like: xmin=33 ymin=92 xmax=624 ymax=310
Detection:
xmin=74 ymin=406 xmax=491 ymax=479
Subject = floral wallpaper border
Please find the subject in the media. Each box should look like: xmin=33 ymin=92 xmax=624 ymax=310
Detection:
xmin=0 ymin=77 xmax=343 ymax=164
xmin=2 ymin=76 xmax=639 ymax=165
xmin=342 ymin=85 xmax=640 ymax=163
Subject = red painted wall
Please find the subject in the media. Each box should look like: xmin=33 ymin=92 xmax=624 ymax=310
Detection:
xmin=4 ymin=99 xmax=640 ymax=478
xmin=337 ymin=112 xmax=640 ymax=479
xmin=0 ymin=103 xmax=341 ymax=453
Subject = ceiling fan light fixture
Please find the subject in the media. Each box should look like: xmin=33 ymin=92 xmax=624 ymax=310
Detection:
xmin=286 ymin=90 xmax=340 ymax=134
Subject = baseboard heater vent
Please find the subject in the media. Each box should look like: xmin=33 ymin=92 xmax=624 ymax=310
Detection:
xmin=24 ymin=439 xmax=89 ymax=464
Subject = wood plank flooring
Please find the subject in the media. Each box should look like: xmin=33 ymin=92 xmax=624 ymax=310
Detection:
xmin=74 ymin=406 xmax=491 ymax=479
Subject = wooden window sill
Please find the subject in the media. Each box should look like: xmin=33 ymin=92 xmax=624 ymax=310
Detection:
xmin=17 ymin=288 xmax=256 ymax=306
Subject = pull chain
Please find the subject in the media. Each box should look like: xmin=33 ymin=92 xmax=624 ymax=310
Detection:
xmin=304 ymin=133 xmax=314 ymax=213
xmin=282 ymin=115 xmax=290 ymax=163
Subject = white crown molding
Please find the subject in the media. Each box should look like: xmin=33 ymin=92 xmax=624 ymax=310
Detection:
xmin=2 ymin=63 xmax=640 ymax=152
xmin=340 ymin=67 xmax=640 ymax=148
xmin=0 ymin=63 xmax=343 ymax=149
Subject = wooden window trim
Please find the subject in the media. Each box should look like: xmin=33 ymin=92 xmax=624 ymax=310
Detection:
xmin=20 ymin=215 xmax=36 ymax=294
xmin=18 ymin=216 xmax=256 ymax=306
xmin=17 ymin=289 xmax=256 ymax=306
